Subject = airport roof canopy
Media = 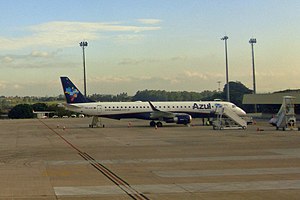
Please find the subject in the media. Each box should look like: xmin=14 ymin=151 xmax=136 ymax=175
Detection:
xmin=243 ymin=92 xmax=300 ymax=105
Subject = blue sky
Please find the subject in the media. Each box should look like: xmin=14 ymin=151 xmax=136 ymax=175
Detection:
xmin=0 ymin=0 xmax=299 ymax=96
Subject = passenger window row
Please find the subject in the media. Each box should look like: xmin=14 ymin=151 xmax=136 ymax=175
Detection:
xmin=104 ymin=105 xmax=191 ymax=109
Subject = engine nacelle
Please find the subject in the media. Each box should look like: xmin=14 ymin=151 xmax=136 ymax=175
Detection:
xmin=165 ymin=114 xmax=192 ymax=125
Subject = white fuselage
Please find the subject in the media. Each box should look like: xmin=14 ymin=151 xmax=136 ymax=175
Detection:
xmin=65 ymin=101 xmax=246 ymax=120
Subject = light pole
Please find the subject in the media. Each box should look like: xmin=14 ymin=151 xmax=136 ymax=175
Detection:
xmin=249 ymin=38 xmax=257 ymax=112
xmin=79 ymin=41 xmax=88 ymax=98
xmin=221 ymin=35 xmax=230 ymax=102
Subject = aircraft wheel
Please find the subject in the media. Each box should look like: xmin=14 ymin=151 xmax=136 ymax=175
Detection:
xmin=150 ymin=121 xmax=156 ymax=127
xmin=156 ymin=122 xmax=163 ymax=127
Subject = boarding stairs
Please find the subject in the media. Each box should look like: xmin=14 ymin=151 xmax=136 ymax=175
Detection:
xmin=275 ymin=96 xmax=297 ymax=131
xmin=89 ymin=116 xmax=105 ymax=128
xmin=213 ymin=106 xmax=247 ymax=130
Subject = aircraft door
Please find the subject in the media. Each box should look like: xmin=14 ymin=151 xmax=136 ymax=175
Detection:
xmin=97 ymin=105 xmax=102 ymax=114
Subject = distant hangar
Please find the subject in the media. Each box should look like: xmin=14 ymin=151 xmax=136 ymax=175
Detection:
xmin=243 ymin=92 xmax=300 ymax=105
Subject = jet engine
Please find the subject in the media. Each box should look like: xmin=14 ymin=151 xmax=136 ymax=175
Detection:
xmin=165 ymin=114 xmax=192 ymax=125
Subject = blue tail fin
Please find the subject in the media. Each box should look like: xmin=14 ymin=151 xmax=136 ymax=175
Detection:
xmin=60 ymin=77 xmax=93 ymax=103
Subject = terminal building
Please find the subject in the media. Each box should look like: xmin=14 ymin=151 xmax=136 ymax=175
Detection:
xmin=243 ymin=91 xmax=300 ymax=115
xmin=33 ymin=111 xmax=55 ymax=119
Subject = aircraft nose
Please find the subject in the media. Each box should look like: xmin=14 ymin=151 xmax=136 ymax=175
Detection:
xmin=238 ymin=107 xmax=247 ymax=116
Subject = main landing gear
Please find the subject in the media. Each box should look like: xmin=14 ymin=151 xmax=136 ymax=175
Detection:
xmin=150 ymin=121 xmax=163 ymax=127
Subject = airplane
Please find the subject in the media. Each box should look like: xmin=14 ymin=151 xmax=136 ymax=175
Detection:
xmin=60 ymin=76 xmax=246 ymax=127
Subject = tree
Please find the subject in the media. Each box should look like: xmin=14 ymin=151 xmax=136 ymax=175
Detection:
xmin=47 ymin=104 xmax=73 ymax=117
xmin=32 ymin=103 xmax=48 ymax=111
xmin=8 ymin=104 xmax=34 ymax=119
xmin=132 ymin=90 xmax=219 ymax=101
xmin=224 ymin=81 xmax=252 ymax=110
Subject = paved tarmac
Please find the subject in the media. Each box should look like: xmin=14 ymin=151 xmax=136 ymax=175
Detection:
xmin=0 ymin=118 xmax=300 ymax=199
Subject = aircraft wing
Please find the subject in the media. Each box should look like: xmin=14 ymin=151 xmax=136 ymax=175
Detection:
xmin=148 ymin=101 xmax=176 ymax=119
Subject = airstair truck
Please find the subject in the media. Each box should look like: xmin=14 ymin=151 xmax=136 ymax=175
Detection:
xmin=273 ymin=96 xmax=297 ymax=131
xmin=213 ymin=105 xmax=247 ymax=130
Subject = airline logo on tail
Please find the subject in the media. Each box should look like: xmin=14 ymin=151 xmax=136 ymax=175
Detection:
xmin=65 ymin=87 xmax=79 ymax=102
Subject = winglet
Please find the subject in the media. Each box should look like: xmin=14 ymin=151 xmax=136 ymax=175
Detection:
xmin=148 ymin=101 xmax=160 ymax=111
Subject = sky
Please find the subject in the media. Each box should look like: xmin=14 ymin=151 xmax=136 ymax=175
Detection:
xmin=0 ymin=0 xmax=299 ymax=96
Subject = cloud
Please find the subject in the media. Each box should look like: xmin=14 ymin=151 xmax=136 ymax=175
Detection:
xmin=137 ymin=19 xmax=162 ymax=25
xmin=13 ymin=84 xmax=22 ymax=89
xmin=118 ymin=58 xmax=159 ymax=65
xmin=0 ymin=81 xmax=7 ymax=90
xmin=184 ymin=71 xmax=208 ymax=80
xmin=118 ymin=55 xmax=189 ymax=66
xmin=89 ymin=74 xmax=184 ymax=87
xmin=184 ymin=70 xmax=223 ymax=80
xmin=0 ymin=21 xmax=161 ymax=50
xmin=0 ymin=81 xmax=24 ymax=93
xmin=30 ymin=21 xmax=160 ymax=33
xmin=0 ymin=50 xmax=57 ymax=64
xmin=89 ymin=75 xmax=162 ymax=85
xmin=170 ymin=56 xmax=188 ymax=61
xmin=91 ymin=76 xmax=132 ymax=83
xmin=118 ymin=58 xmax=143 ymax=65
xmin=2 ymin=56 xmax=13 ymax=63
xmin=113 ymin=34 xmax=145 ymax=44
xmin=30 ymin=50 xmax=51 ymax=58
xmin=0 ymin=49 xmax=79 ymax=69
xmin=87 ymin=73 xmax=213 ymax=95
